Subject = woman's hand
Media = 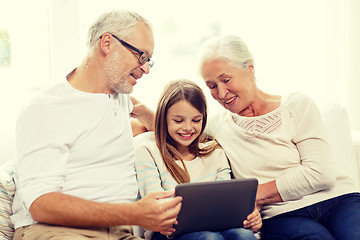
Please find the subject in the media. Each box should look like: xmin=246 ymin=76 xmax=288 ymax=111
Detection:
xmin=130 ymin=96 xmax=155 ymax=132
xmin=243 ymin=208 xmax=262 ymax=232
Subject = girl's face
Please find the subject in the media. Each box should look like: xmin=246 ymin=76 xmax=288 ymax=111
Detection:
xmin=201 ymin=58 xmax=256 ymax=116
xmin=166 ymin=100 xmax=203 ymax=153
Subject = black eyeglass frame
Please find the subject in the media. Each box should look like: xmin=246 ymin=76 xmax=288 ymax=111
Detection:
xmin=109 ymin=34 xmax=154 ymax=68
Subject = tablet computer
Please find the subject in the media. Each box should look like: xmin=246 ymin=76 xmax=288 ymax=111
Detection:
xmin=169 ymin=178 xmax=258 ymax=239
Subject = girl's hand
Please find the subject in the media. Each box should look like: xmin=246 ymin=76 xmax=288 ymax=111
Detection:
xmin=243 ymin=208 xmax=262 ymax=232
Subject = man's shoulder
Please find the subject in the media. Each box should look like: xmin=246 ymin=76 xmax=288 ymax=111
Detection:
xmin=26 ymin=79 xmax=67 ymax=104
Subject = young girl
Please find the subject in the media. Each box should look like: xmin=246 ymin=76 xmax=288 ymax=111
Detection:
xmin=134 ymin=79 xmax=261 ymax=240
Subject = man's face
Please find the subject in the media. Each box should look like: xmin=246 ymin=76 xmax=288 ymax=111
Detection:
xmin=105 ymin=22 xmax=154 ymax=94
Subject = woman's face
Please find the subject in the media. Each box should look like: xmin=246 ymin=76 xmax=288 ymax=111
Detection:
xmin=166 ymin=100 xmax=203 ymax=153
xmin=201 ymin=59 xmax=256 ymax=116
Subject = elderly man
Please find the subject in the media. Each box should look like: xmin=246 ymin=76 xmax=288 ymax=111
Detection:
xmin=12 ymin=10 xmax=181 ymax=240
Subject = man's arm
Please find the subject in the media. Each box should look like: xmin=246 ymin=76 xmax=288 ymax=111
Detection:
xmin=30 ymin=191 xmax=182 ymax=232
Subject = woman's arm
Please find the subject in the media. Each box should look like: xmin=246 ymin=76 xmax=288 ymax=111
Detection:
xmin=260 ymin=94 xmax=337 ymax=204
xmin=131 ymin=118 xmax=148 ymax=137
xmin=256 ymin=180 xmax=283 ymax=208
xmin=130 ymin=96 xmax=155 ymax=133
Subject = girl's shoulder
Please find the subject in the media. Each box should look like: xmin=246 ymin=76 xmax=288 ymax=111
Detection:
xmin=199 ymin=142 xmax=226 ymax=158
xmin=133 ymin=131 xmax=156 ymax=148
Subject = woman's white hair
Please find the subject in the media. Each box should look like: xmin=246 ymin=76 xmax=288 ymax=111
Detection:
xmin=87 ymin=9 xmax=152 ymax=54
xmin=198 ymin=35 xmax=254 ymax=72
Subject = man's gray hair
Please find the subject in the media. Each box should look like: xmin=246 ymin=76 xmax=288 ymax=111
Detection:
xmin=87 ymin=9 xmax=152 ymax=53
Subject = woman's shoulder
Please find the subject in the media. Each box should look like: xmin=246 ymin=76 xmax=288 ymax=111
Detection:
xmin=282 ymin=92 xmax=318 ymax=114
xmin=282 ymin=92 xmax=316 ymax=107
xmin=281 ymin=92 xmax=322 ymax=126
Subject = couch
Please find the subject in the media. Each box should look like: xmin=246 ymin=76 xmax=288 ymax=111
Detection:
xmin=1 ymin=103 xmax=360 ymax=239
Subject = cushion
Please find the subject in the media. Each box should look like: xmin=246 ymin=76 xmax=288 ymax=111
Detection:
xmin=320 ymin=103 xmax=359 ymax=186
xmin=0 ymin=131 xmax=15 ymax=165
xmin=0 ymin=159 xmax=15 ymax=239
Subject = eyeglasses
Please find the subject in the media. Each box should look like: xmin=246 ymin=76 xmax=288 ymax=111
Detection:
xmin=110 ymin=34 xmax=154 ymax=68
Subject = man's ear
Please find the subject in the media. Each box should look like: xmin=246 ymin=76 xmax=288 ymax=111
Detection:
xmin=99 ymin=33 xmax=112 ymax=55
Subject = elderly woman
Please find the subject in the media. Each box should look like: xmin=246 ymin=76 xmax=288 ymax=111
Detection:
xmin=198 ymin=35 xmax=360 ymax=240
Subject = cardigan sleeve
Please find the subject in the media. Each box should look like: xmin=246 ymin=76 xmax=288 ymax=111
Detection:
xmin=276 ymin=94 xmax=337 ymax=201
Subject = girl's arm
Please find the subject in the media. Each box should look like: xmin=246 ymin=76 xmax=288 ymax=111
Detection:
xmin=215 ymin=149 xmax=262 ymax=232
xmin=134 ymin=140 xmax=165 ymax=198
xmin=215 ymin=149 xmax=232 ymax=181
xmin=134 ymin=134 xmax=181 ymax=236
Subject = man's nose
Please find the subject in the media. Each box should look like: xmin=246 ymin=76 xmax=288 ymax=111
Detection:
xmin=140 ymin=62 xmax=150 ymax=74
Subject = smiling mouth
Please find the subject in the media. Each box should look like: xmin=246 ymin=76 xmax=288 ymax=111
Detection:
xmin=178 ymin=132 xmax=194 ymax=138
xmin=223 ymin=96 xmax=237 ymax=105
xmin=130 ymin=73 xmax=139 ymax=79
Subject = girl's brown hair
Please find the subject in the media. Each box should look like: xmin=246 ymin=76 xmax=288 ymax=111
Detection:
xmin=155 ymin=79 xmax=218 ymax=184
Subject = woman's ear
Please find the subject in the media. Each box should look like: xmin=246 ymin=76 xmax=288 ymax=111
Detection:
xmin=248 ymin=65 xmax=255 ymax=78
xmin=248 ymin=65 xmax=254 ymax=74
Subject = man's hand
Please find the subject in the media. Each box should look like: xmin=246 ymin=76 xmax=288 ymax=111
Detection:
xmin=130 ymin=96 xmax=155 ymax=131
xmin=133 ymin=191 xmax=182 ymax=235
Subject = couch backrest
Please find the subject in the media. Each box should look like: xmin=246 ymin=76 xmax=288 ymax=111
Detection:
xmin=0 ymin=130 xmax=15 ymax=166
xmin=320 ymin=103 xmax=359 ymax=186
